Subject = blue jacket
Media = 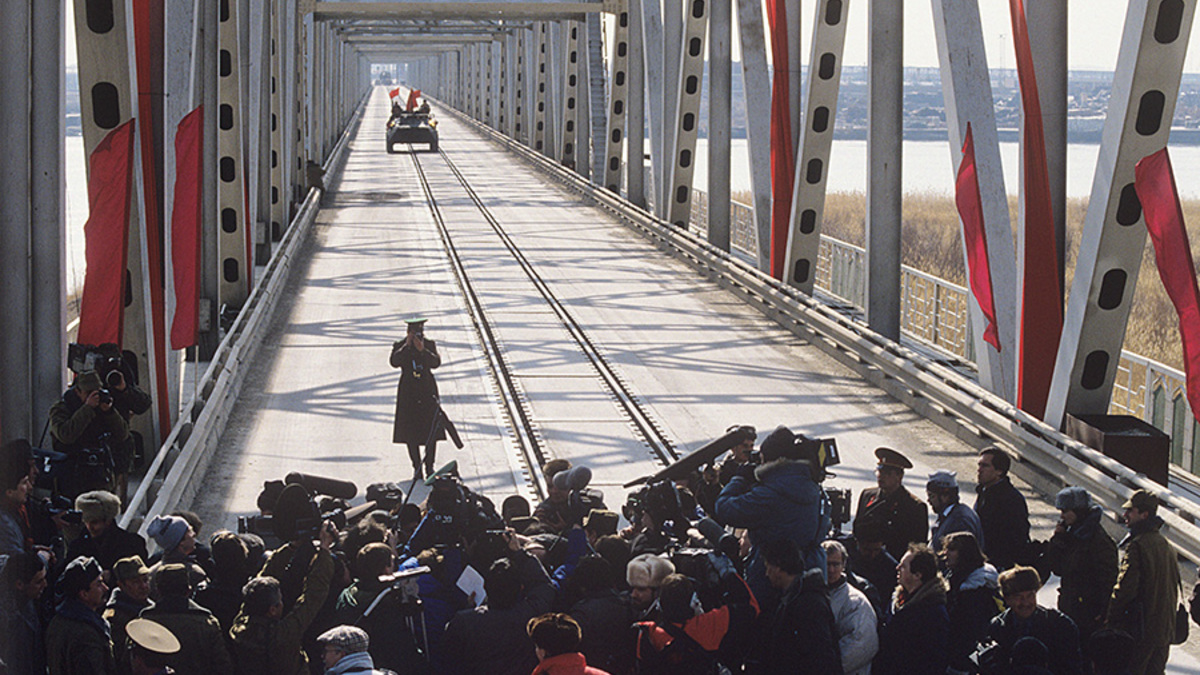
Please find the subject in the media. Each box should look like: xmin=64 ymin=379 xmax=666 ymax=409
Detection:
xmin=930 ymin=502 xmax=984 ymax=552
xmin=715 ymin=458 xmax=829 ymax=604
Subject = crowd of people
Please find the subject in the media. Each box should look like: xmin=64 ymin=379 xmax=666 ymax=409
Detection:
xmin=1 ymin=402 xmax=1198 ymax=674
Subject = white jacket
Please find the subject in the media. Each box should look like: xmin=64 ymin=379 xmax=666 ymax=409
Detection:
xmin=829 ymin=577 xmax=879 ymax=675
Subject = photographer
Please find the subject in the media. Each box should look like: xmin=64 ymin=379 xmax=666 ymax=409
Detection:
xmin=230 ymin=487 xmax=337 ymax=675
xmin=390 ymin=318 xmax=443 ymax=480
xmin=48 ymin=371 xmax=130 ymax=499
xmin=1 ymin=439 xmax=36 ymax=561
xmin=714 ymin=425 xmax=830 ymax=609
xmin=65 ymin=490 xmax=148 ymax=575
xmin=975 ymin=566 xmax=1083 ymax=675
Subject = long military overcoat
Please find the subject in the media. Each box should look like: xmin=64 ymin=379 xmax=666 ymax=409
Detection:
xmin=854 ymin=485 xmax=930 ymax=559
xmin=391 ymin=339 xmax=444 ymax=445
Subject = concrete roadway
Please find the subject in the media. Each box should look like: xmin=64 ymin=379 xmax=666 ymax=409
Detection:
xmin=190 ymin=87 xmax=1199 ymax=670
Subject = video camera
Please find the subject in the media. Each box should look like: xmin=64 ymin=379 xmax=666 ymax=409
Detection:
xmin=68 ymin=342 xmax=135 ymax=389
xmin=41 ymin=494 xmax=84 ymax=525
xmin=373 ymin=565 xmax=432 ymax=617
xmin=409 ymin=469 xmax=503 ymax=552
xmin=237 ymin=473 xmax=363 ymax=545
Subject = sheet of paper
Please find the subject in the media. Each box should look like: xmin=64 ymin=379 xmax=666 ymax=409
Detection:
xmin=457 ymin=564 xmax=486 ymax=607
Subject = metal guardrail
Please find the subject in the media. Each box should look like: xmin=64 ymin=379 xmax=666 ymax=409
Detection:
xmin=449 ymin=107 xmax=1200 ymax=563
xmin=119 ymin=94 xmax=369 ymax=537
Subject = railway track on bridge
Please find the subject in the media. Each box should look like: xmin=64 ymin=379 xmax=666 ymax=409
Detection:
xmin=409 ymin=145 xmax=679 ymax=499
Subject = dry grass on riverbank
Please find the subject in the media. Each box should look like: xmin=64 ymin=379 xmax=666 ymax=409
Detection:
xmin=732 ymin=189 xmax=1200 ymax=371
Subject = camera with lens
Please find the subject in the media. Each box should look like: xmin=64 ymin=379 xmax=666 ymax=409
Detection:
xmin=375 ymin=565 xmax=432 ymax=616
xmin=970 ymin=639 xmax=1007 ymax=674
xmin=43 ymin=494 xmax=84 ymax=525
xmin=68 ymin=343 xmax=135 ymax=387
xmin=97 ymin=389 xmax=114 ymax=406
xmin=623 ymin=485 xmax=648 ymax=523
xmin=825 ymin=487 xmax=852 ymax=534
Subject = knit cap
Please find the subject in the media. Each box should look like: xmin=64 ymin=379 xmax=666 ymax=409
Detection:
xmin=147 ymin=515 xmax=189 ymax=553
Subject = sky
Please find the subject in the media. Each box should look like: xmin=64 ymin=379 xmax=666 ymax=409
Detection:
xmin=63 ymin=1 xmax=1200 ymax=74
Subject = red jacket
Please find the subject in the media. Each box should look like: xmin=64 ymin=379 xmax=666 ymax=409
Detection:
xmin=531 ymin=652 xmax=611 ymax=675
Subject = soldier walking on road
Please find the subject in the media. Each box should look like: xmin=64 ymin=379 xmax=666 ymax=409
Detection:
xmin=391 ymin=318 xmax=443 ymax=480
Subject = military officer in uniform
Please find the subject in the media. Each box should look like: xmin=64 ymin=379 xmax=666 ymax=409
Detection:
xmin=391 ymin=318 xmax=444 ymax=480
xmin=853 ymin=447 xmax=929 ymax=559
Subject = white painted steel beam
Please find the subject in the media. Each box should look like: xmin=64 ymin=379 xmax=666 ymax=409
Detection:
xmin=736 ymin=0 xmax=773 ymax=271
xmin=1047 ymin=0 xmax=1196 ymax=429
xmin=665 ymin=0 xmax=708 ymax=227
xmin=73 ymin=0 xmax=162 ymax=446
xmin=583 ymin=12 xmax=604 ymax=181
xmin=783 ymin=0 xmax=850 ymax=291
xmin=661 ymin=0 xmax=683 ymax=216
xmin=218 ymin=0 xmax=251 ymax=307
xmin=932 ymin=0 xmax=1018 ymax=401
xmin=559 ymin=20 xmax=581 ymax=169
xmin=638 ymin=0 xmax=664 ymax=216
xmin=603 ymin=4 xmax=631 ymax=192
xmin=534 ymin=21 xmax=549 ymax=153
xmin=625 ymin=0 xmax=647 ymax=207
xmin=271 ymin=0 xmax=288 ymax=244
xmin=313 ymin=0 xmax=614 ymax=20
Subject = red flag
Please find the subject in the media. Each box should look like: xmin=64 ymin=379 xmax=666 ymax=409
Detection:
xmin=955 ymin=124 xmax=1002 ymax=352
xmin=407 ymin=89 xmax=422 ymax=112
xmin=766 ymin=0 xmax=793 ymax=279
xmin=389 ymin=87 xmax=400 ymax=100
xmin=171 ymin=107 xmax=204 ymax=350
xmin=1010 ymin=0 xmax=1062 ymax=418
xmin=1136 ymin=148 xmax=1200 ymax=421
xmin=78 ymin=120 xmax=137 ymax=347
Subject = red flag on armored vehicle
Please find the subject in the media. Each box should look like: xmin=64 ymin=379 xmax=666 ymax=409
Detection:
xmin=407 ymin=89 xmax=422 ymax=112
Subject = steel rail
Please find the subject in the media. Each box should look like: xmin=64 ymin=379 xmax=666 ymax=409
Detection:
xmin=408 ymin=147 xmax=550 ymax=500
xmin=405 ymin=141 xmax=680 ymax=500
xmin=439 ymin=101 xmax=1200 ymax=564
xmin=435 ymin=149 xmax=679 ymax=466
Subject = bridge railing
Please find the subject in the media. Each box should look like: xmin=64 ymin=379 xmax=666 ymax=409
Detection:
xmin=687 ymin=188 xmax=1198 ymax=476
xmin=119 ymin=93 xmax=370 ymax=537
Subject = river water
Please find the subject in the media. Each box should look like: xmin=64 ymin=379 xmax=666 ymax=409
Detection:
xmin=64 ymin=135 xmax=1200 ymax=295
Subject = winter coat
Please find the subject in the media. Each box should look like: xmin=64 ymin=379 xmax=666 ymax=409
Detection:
xmin=568 ymin=590 xmax=633 ymax=675
xmin=974 ymin=476 xmax=1030 ymax=569
xmin=873 ymin=576 xmax=950 ymax=675
xmin=46 ymin=598 xmax=118 ymax=675
xmin=49 ymin=388 xmax=130 ymax=455
xmin=985 ymin=607 xmax=1084 ymax=675
xmin=1106 ymin=516 xmax=1180 ymax=649
xmin=230 ymin=548 xmax=334 ymax=675
xmin=1 ymin=586 xmax=45 ymax=675
xmin=854 ymin=486 xmax=929 ymax=560
xmin=946 ymin=563 xmax=1001 ymax=672
xmin=531 ymin=652 xmax=612 ymax=675
xmin=930 ymin=502 xmax=984 ymax=552
xmin=140 ymin=596 xmax=233 ymax=675
xmin=441 ymin=551 xmax=555 ymax=675
xmin=390 ymin=339 xmax=443 ymax=445
xmin=335 ymin=576 xmax=428 ymax=673
xmin=715 ymin=458 xmax=830 ymax=604
xmin=0 ymin=503 xmax=30 ymax=560
xmin=748 ymin=569 xmax=842 ymax=674
xmin=828 ymin=576 xmax=878 ymax=675
xmin=1035 ymin=505 xmax=1117 ymax=641
xmin=66 ymin=522 xmax=149 ymax=574
xmin=103 ymin=587 xmax=151 ymax=673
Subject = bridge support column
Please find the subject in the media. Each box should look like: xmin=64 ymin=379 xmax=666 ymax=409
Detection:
xmin=736 ymin=0 xmax=773 ymax=271
xmin=638 ymin=0 xmax=664 ymax=216
xmin=585 ymin=13 xmax=605 ymax=182
xmin=1047 ymin=0 xmax=1197 ymax=428
xmin=0 ymin=0 xmax=65 ymax=443
xmin=708 ymin=0 xmax=732 ymax=250
xmin=604 ymin=3 xmax=631 ymax=194
xmin=661 ymin=0 xmax=682 ymax=216
xmin=626 ymin=0 xmax=647 ymax=209
xmin=665 ymin=0 xmax=709 ymax=227
xmin=559 ymin=21 xmax=581 ymax=170
xmin=866 ymin=0 xmax=902 ymax=341
xmin=217 ymin=0 xmax=251 ymax=309
xmin=783 ymin=0 xmax=851 ymax=292
xmin=933 ymin=0 xmax=1018 ymax=400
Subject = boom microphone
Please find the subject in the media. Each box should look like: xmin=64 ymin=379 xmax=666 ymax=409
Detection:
xmin=284 ymin=472 xmax=358 ymax=500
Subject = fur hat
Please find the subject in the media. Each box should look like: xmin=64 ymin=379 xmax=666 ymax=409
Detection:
xmin=1054 ymin=487 xmax=1091 ymax=512
xmin=59 ymin=556 xmax=102 ymax=597
xmin=76 ymin=491 xmax=121 ymax=523
xmin=147 ymin=515 xmax=189 ymax=553
xmin=153 ymin=563 xmax=191 ymax=597
xmin=759 ymin=426 xmax=796 ymax=462
xmin=626 ymin=553 xmax=675 ymax=588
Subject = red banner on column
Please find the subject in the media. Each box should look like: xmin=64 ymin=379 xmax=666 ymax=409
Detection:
xmin=955 ymin=124 xmax=1002 ymax=352
xmin=78 ymin=120 xmax=138 ymax=347
xmin=766 ymin=0 xmax=794 ymax=279
xmin=171 ymin=107 xmax=204 ymax=350
xmin=1009 ymin=0 xmax=1062 ymax=419
xmin=1136 ymin=148 xmax=1200 ymax=421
